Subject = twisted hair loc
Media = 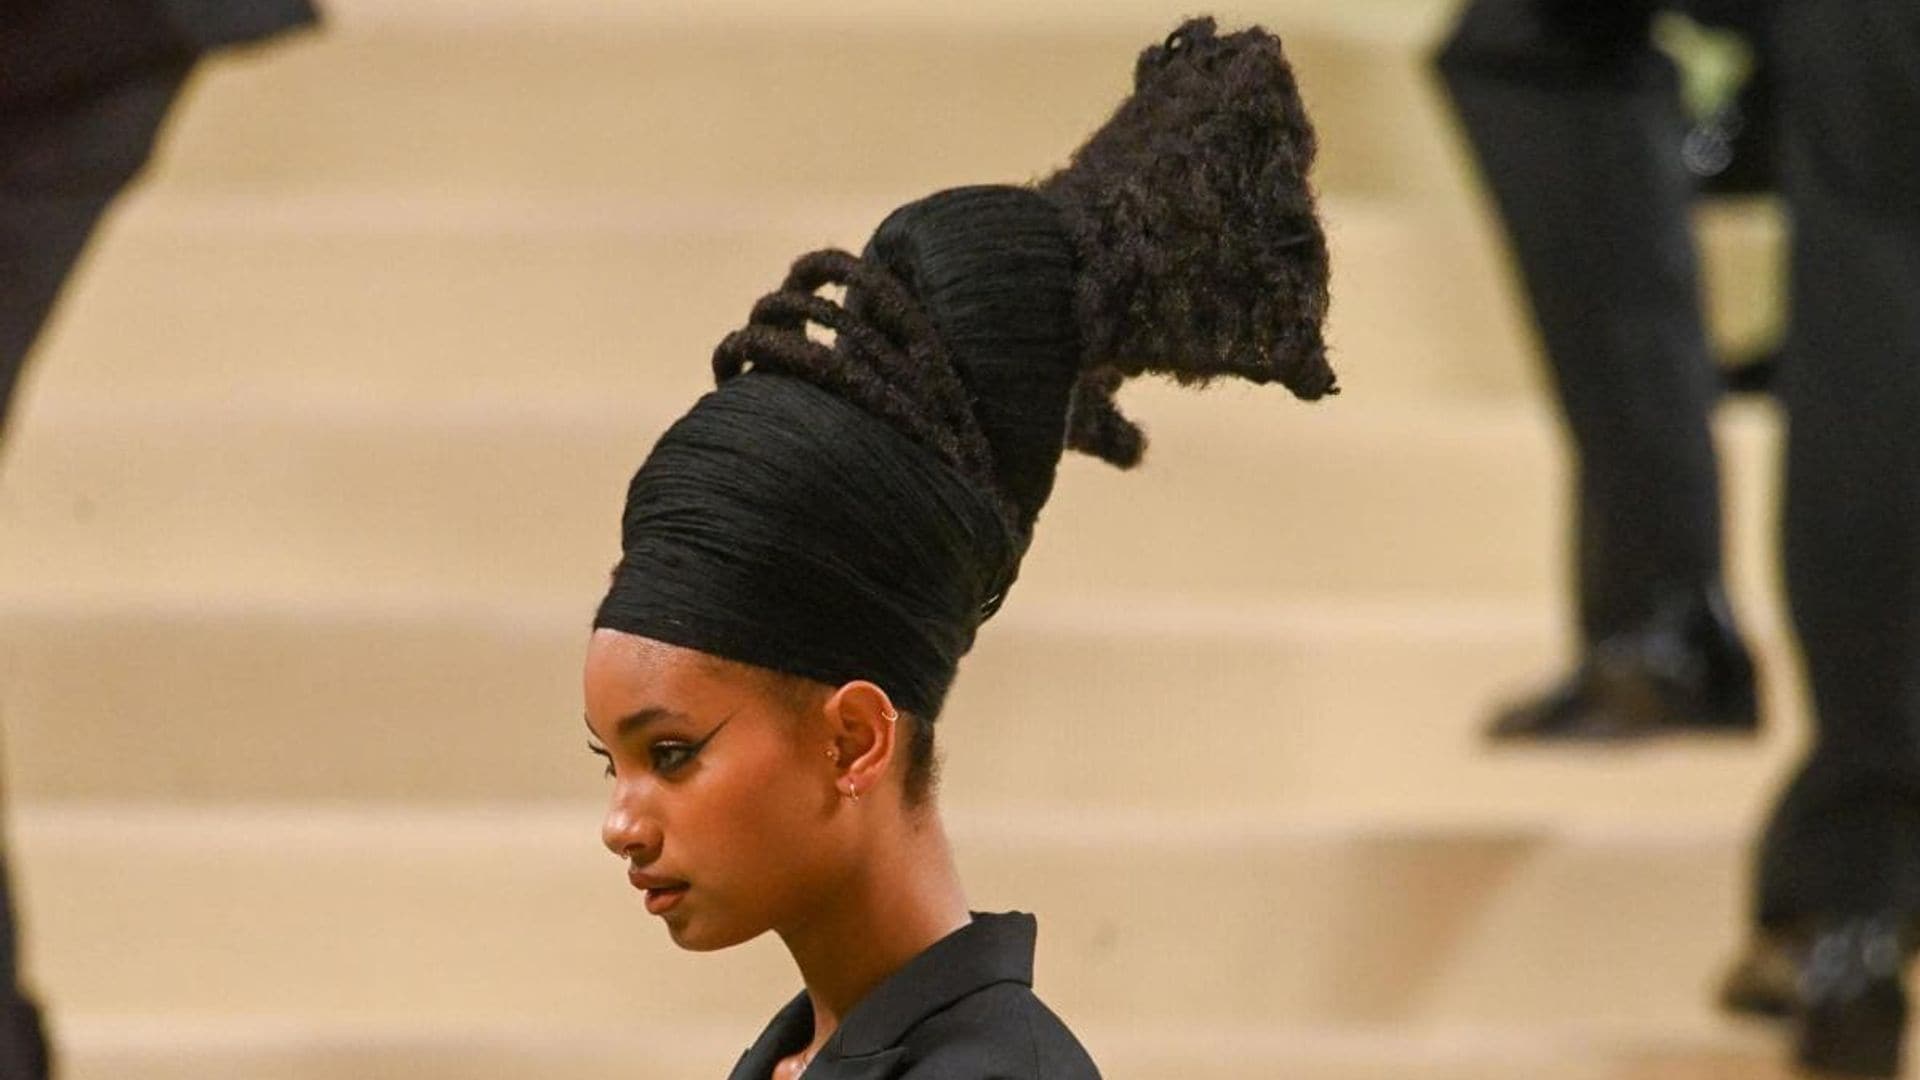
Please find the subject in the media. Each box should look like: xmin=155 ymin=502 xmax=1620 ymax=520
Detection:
xmin=710 ymin=249 xmax=1013 ymax=526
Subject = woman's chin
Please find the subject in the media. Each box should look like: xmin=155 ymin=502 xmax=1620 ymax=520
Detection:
xmin=664 ymin=913 xmax=762 ymax=953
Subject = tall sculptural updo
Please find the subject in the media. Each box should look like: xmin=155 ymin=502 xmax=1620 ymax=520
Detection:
xmin=593 ymin=18 xmax=1335 ymax=794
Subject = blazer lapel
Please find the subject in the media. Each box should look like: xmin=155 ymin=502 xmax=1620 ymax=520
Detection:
xmin=830 ymin=911 xmax=1036 ymax=1058
xmin=807 ymin=1047 xmax=908 ymax=1080
xmin=730 ymin=912 xmax=1038 ymax=1079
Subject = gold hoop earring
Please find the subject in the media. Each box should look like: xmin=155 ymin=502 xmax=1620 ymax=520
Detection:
xmin=844 ymin=782 xmax=859 ymax=804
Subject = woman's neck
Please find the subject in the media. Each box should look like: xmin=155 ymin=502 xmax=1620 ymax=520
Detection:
xmin=777 ymin=806 xmax=970 ymax=1058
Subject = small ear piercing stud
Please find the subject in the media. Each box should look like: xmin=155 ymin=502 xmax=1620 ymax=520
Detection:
xmin=843 ymin=782 xmax=860 ymax=804
xmin=826 ymin=746 xmax=840 ymax=763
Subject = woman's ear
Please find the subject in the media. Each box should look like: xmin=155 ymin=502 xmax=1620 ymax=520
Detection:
xmin=823 ymin=680 xmax=901 ymax=801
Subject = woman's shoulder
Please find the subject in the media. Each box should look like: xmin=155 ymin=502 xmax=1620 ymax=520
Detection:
xmin=895 ymin=980 xmax=1102 ymax=1079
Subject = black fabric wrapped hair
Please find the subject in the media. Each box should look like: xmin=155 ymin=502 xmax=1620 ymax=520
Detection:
xmin=856 ymin=186 xmax=1082 ymax=536
xmin=595 ymin=17 xmax=1332 ymax=722
xmin=596 ymin=188 xmax=1075 ymax=719
xmin=592 ymin=374 xmax=1016 ymax=720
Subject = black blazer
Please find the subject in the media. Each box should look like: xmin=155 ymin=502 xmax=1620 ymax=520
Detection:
xmin=727 ymin=912 xmax=1101 ymax=1079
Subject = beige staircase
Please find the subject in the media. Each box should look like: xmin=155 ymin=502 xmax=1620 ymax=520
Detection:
xmin=0 ymin=2 xmax=1821 ymax=1076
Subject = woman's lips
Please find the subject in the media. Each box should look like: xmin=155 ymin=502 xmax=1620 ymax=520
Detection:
xmin=643 ymin=884 xmax=689 ymax=915
xmin=629 ymin=868 xmax=689 ymax=914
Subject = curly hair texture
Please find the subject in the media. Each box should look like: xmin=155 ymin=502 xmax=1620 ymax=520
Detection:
xmin=1039 ymin=16 xmax=1337 ymax=466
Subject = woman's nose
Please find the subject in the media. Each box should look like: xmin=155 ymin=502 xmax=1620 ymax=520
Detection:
xmin=602 ymin=792 xmax=662 ymax=862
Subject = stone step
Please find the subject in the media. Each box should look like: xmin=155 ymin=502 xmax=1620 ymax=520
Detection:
xmin=156 ymin=1 xmax=1464 ymax=204
xmin=0 ymin=586 xmax=1802 ymax=816
xmin=11 ymin=805 xmax=1762 ymax=1035
xmin=51 ymin=1014 xmax=1793 ymax=1080
xmin=0 ymin=393 xmax=1786 ymax=611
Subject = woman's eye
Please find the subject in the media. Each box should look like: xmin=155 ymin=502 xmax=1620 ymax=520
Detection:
xmin=649 ymin=742 xmax=699 ymax=774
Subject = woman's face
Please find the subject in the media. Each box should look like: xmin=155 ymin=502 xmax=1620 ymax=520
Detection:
xmin=584 ymin=630 xmax=840 ymax=951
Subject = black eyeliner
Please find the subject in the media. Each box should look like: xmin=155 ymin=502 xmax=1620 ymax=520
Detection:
xmin=688 ymin=718 xmax=731 ymax=753
xmin=650 ymin=717 xmax=732 ymax=775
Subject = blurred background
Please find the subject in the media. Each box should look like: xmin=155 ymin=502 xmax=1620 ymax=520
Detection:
xmin=0 ymin=0 xmax=1799 ymax=1077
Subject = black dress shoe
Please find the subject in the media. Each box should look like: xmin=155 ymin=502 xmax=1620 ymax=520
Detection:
xmin=1799 ymin=917 xmax=1911 ymax=1078
xmin=1721 ymin=918 xmax=1914 ymax=1078
xmin=1488 ymin=593 xmax=1758 ymax=742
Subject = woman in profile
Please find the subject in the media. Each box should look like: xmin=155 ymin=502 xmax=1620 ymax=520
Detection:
xmin=581 ymin=17 xmax=1334 ymax=1079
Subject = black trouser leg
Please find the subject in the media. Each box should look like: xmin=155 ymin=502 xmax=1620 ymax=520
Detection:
xmin=1435 ymin=0 xmax=1729 ymax=642
xmin=1755 ymin=0 xmax=1920 ymax=926
xmin=0 ymin=57 xmax=195 ymax=1080
xmin=0 ymin=837 xmax=44 ymax=1080
xmin=0 ymin=59 xmax=193 ymax=434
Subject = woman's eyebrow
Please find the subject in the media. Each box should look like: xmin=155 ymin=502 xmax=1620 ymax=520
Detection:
xmin=582 ymin=707 xmax=690 ymax=743
xmin=614 ymin=706 xmax=690 ymax=739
